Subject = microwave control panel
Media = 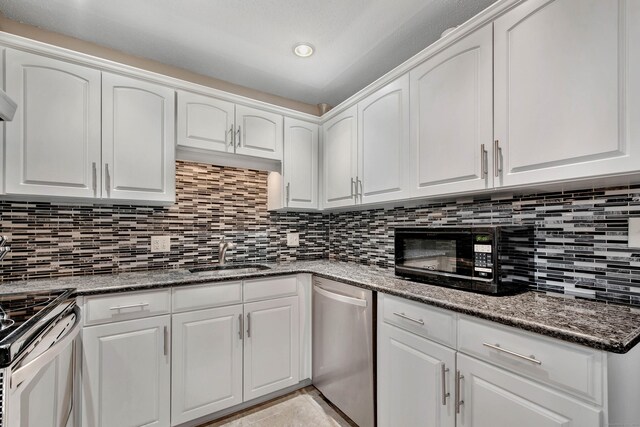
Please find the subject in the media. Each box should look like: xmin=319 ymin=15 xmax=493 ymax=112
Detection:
xmin=473 ymin=234 xmax=494 ymax=279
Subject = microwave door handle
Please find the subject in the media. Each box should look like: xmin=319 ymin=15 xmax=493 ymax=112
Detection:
xmin=10 ymin=315 xmax=81 ymax=390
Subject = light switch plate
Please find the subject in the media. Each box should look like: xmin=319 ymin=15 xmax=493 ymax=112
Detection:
xmin=287 ymin=233 xmax=300 ymax=247
xmin=151 ymin=236 xmax=171 ymax=253
xmin=630 ymin=218 xmax=640 ymax=248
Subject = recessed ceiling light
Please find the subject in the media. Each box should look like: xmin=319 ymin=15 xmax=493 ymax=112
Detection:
xmin=293 ymin=43 xmax=314 ymax=58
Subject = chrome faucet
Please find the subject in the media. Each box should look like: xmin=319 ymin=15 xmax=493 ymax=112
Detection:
xmin=218 ymin=240 xmax=236 ymax=266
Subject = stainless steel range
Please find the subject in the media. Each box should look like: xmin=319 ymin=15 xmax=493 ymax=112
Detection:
xmin=0 ymin=288 xmax=79 ymax=427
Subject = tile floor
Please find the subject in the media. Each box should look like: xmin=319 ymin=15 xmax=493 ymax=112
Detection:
xmin=200 ymin=386 xmax=355 ymax=427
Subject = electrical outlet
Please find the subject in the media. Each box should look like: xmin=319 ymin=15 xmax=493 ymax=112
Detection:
xmin=630 ymin=218 xmax=640 ymax=248
xmin=287 ymin=233 xmax=300 ymax=247
xmin=151 ymin=236 xmax=171 ymax=253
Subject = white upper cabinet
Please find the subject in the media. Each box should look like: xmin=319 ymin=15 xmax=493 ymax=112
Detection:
xmin=4 ymin=49 xmax=102 ymax=198
xmin=494 ymin=0 xmax=640 ymax=186
xmin=322 ymin=105 xmax=358 ymax=209
xmin=102 ymin=72 xmax=176 ymax=203
xmin=283 ymin=117 xmax=318 ymax=209
xmin=176 ymin=90 xmax=235 ymax=153
xmin=410 ymin=24 xmax=493 ymax=197
xmin=358 ymin=75 xmax=410 ymax=204
xmin=235 ymin=104 xmax=283 ymax=160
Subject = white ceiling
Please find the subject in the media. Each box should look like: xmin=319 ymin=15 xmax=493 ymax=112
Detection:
xmin=0 ymin=0 xmax=497 ymax=107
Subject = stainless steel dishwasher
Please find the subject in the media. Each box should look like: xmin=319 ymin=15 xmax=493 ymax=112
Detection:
xmin=313 ymin=277 xmax=375 ymax=427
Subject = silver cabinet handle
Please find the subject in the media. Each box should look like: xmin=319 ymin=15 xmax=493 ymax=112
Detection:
xmin=109 ymin=302 xmax=150 ymax=311
xmin=441 ymin=363 xmax=450 ymax=405
xmin=92 ymin=162 xmax=97 ymax=196
xmin=163 ymin=326 xmax=169 ymax=356
xmin=393 ymin=312 xmax=424 ymax=325
xmin=493 ymin=140 xmax=503 ymax=177
xmin=286 ymin=182 xmax=291 ymax=206
xmin=357 ymin=177 xmax=363 ymax=202
xmin=228 ymin=125 xmax=234 ymax=147
xmin=246 ymin=312 xmax=251 ymax=338
xmin=455 ymin=370 xmax=464 ymax=414
xmin=350 ymin=177 xmax=355 ymax=199
xmin=483 ymin=342 xmax=542 ymax=365
xmin=480 ymin=143 xmax=487 ymax=177
xmin=354 ymin=175 xmax=360 ymax=201
xmin=235 ymin=126 xmax=241 ymax=148
xmin=238 ymin=314 xmax=243 ymax=340
xmin=105 ymin=163 xmax=111 ymax=196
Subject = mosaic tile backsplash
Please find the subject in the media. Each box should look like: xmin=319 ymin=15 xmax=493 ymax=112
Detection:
xmin=0 ymin=161 xmax=328 ymax=281
xmin=1 ymin=160 xmax=639 ymax=306
xmin=329 ymin=187 xmax=640 ymax=306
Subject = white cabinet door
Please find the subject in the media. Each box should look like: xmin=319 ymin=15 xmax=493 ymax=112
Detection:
xmin=378 ymin=323 xmax=456 ymax=427
xmin=358 ymin=74 xmax=410 ymax=204
xmin=171 ymin=305 xmax=243 ymax=426
xmin=322 ymin=105 xmax=358 ymax=209
xmin=244 ymin=296 xmax=300 ymax=401
xmin=410 ymin=24 xmax=493 ymax=197
xmin=283 ymin=117 xmax=318 ymax=209
xmin=82 ymin=316 xmax=170 ymax=427
xmin=176 ymin=90 xmax=235 ymax=153
xmin=102 ymin=72 xmax=175 ymax=203
xmin=494 ymin=0 xmax=640 ymax=187
xmin=456 ymin=354 xmax=602 ymax=427
xmin=235 ymin=105 xmax=283 ymax=160
xmin=4 ymin=49 xmax=101 ymax=198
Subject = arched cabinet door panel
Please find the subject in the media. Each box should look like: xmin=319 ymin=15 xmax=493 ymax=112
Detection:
xmin=283 ymin=118 xmax=318 ymax=209
xmin=102 ymin=72 xmax=175 ymax=203
xmin=494 ymin=0 xmax=640 ymax=186
xmin=322 ymin=106 xmax=358 ymax=209
xmin=235 ymin=104 xmax=283 ymax=160
xmin=409 ymin=24 xmax=493 ymax=198
xmin=4 ymin=49 xmax=101 ymax=198
xmin=177 ymin=90 xmax=235 ymax=153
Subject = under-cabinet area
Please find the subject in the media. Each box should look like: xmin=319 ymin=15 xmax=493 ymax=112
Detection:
xmin=78 ymin=275 xmax=312 ymax=427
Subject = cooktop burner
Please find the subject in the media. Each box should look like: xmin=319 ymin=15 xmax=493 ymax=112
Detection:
xmin=0 ymin=288 xmax=76 ymax=367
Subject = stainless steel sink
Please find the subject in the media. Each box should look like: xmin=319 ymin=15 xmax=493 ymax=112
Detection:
xmin=188 ymin=264 xmax=271 ymax=275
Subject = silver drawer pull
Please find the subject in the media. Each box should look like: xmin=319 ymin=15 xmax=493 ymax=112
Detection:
xmin=441 ymin=363 xmax=450 ymax=406
xmin=483 ymin=342 xmax=542 ymax=365
xmin=393 ymin=312 xmax=424 ymax=325
xmin=109 ymin=303 xmax=150 ymax=311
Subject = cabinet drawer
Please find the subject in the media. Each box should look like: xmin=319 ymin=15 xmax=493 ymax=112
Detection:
xmin=172 ymin=281 xmax=242 ymax=312
xmin=243 ymin=276 xmax=298 ymax=302
xmin=83 ymin=289 xmax=171 ymax=326
xmin=381 ymin=294 xmax=456 ymax=348
xmin=458 ymin=316 xmax=604 ymax=404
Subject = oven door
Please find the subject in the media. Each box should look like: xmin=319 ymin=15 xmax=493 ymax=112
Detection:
xmin=7 ymin=307 xmax=80 ymax=427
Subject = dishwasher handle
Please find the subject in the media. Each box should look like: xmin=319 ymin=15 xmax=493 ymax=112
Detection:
xmin=314 ymin=285 xmax=367 ymax=307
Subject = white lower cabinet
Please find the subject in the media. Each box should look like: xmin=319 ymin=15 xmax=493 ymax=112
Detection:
xmin=81 ymin=315 xmax=171 ymax=427
xmin=171 ymin=305 xmax=244 ymax=426
xmin=378 ymin=294 xmax=605 ymax=427
xmin=243 ymin=296 xmax=300 ymax=401
xmin=378 ymin=322 xmax=455 ymax=427
xmin=456 ymin=354 xmax=601 ymax=427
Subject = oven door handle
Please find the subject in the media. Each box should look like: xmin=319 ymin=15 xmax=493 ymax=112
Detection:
xmin=314 ymin=285 xmax=368 ymax=307
xmin=10 ymin=313 xmax=81 ymax=389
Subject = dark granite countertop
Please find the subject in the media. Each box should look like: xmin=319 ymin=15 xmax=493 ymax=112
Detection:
xmin=2 ymin=260 xmax=639 ymax=354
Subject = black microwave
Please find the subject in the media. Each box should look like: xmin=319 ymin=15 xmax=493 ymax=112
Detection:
xmin=394 ymin=226 xmax=535 ymax=294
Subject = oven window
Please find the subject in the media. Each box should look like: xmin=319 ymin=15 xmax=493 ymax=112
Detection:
xmin=395 ymin=232 xmax=473 ymax=276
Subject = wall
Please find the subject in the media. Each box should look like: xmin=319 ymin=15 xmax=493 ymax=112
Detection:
xmin=0 ymin=161 xmax=327 ymax=281
xmin=329 ymin=186 xmax=640 ymax=306
xmin=2 ymin=162 xmax=639 ymax=307
xmin=0 ymin=15 xmax=320 ymax=116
